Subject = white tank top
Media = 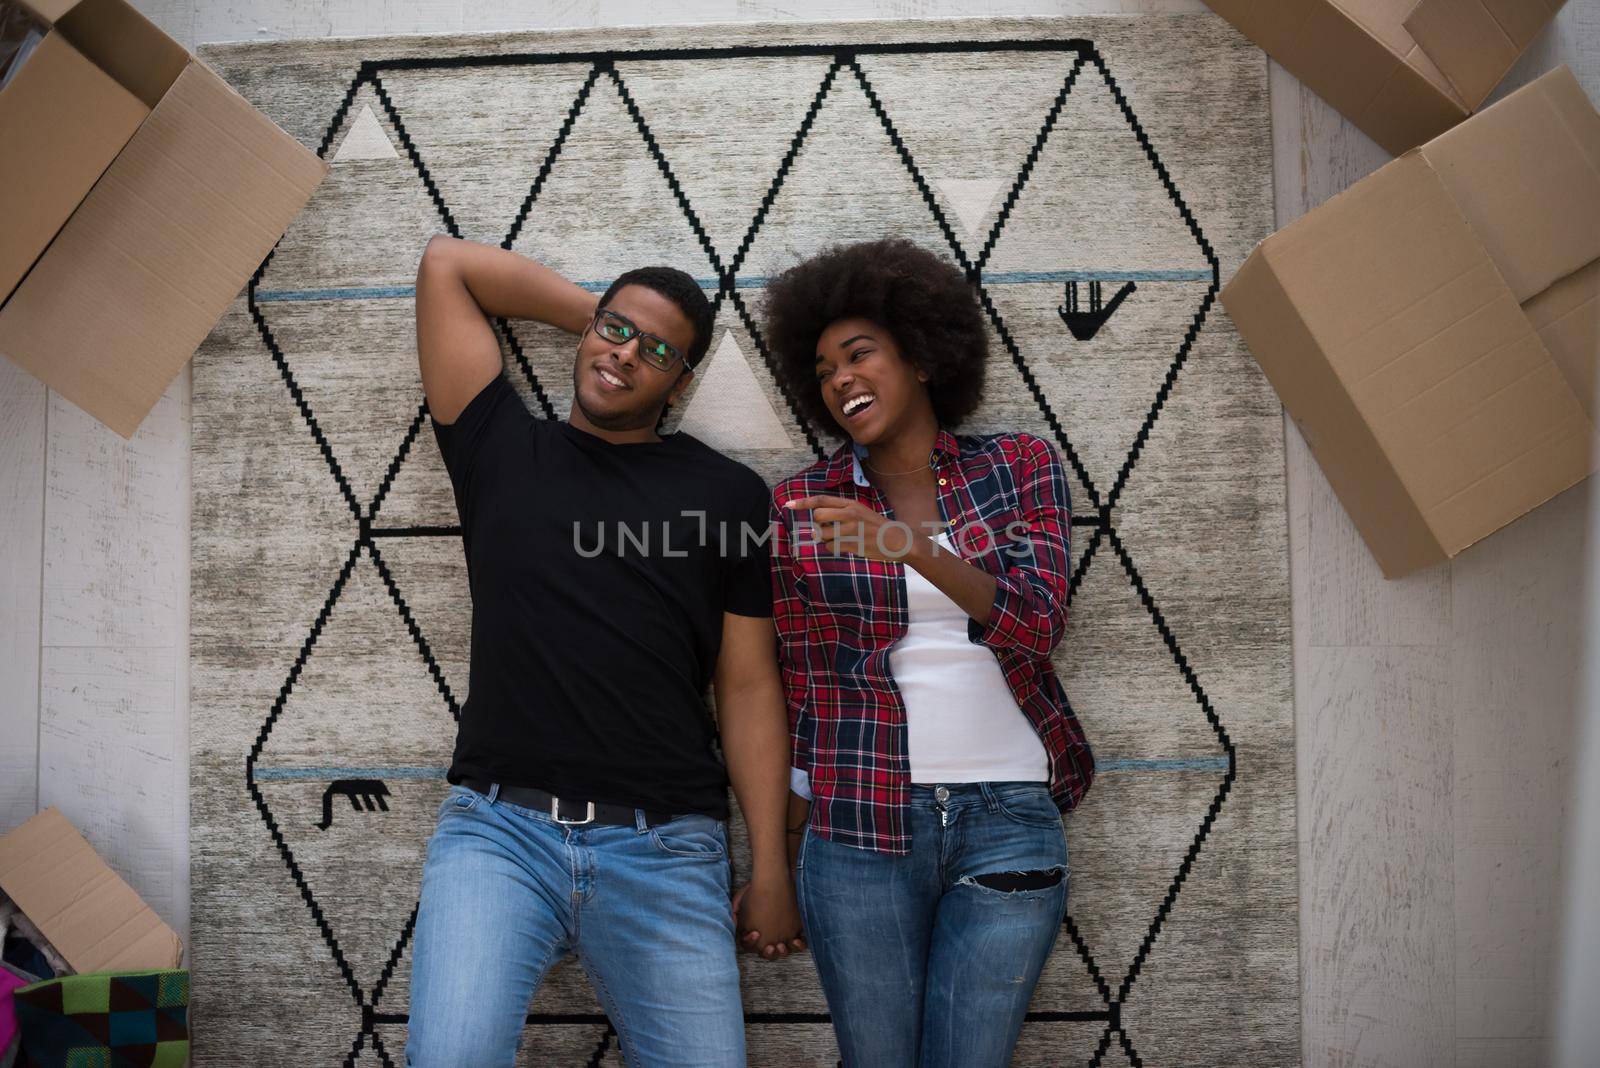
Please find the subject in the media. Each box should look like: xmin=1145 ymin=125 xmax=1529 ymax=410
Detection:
xmin=895 ymin=530 xmax=1050 ymax=783
xmin=789 ymin=531 xmax=1049 ymax=801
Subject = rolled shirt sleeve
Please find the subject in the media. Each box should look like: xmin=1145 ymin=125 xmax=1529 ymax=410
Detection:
xmin=967 ymin=434 xmax=1072 ymax=659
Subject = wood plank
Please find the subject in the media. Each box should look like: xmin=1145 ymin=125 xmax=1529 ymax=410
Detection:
xmin=38 ymin=644 xmax=187 ymax=962
xmin=194 ymin=0 xmax=464 ymax=44
xmin=1447 ymin=10 xmax=1597 ymax=1063
xmin=1301 ymin=645 xmax=1455 ymax=1068
xmin=41 ymin=386 xmax=186 ymax=650
xmin=1281 ymin=7 xmax=1599 ymax=1065
xmin=1271 ymin=49 xmax=1458 ymax=1066
xmin=0 ymin=359 xmax=45 ymax=833
xmin=37 ymin=367 xmax=192 ymax=959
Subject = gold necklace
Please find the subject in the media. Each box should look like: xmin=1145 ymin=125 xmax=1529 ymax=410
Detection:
xmin=862 ymin=454 xmax=931 ymax=477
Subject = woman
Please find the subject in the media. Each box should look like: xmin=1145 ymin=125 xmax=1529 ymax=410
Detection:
xmin=759 ymin=236 xmax=1095 ymax=1067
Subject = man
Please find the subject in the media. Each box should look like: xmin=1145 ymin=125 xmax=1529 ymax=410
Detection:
xmin=405 ymin=234 xmax=804 ymax=1068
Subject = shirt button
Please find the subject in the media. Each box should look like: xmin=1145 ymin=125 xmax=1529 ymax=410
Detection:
xmin=938 ymin=477 xmax=948 ymax=486
xmin=934 ymin=785 xmax=949 ymax=802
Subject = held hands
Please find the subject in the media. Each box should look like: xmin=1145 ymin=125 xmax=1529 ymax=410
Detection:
xmin=731 ymin=871 xmax=805 ymax=960
xmin=785 ymin=495 xmax=933 ymax=563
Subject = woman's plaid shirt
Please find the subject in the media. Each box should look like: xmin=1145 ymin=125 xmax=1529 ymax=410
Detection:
xmin=770 ymin=427 xmax=1095 ymax=855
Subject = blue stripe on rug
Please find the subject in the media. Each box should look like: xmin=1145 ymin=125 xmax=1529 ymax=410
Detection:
xmin=1096 ymin=757 xmax=1229 ymax=772
xmin=254 ymin=268 xmax=1211 ymax=302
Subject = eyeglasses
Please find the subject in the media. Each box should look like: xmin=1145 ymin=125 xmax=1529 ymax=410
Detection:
xmin=592 ymin=308 xmax=688 ymax=372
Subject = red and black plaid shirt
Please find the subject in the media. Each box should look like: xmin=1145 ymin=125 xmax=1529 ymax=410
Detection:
xmin=771 ymin=427 xmax=1095 ymax=854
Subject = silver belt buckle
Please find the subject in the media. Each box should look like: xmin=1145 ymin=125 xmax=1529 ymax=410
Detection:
xmin=550 ymin=795 xmax=596 ymax=825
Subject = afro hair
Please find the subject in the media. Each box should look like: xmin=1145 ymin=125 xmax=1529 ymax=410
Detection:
xmin=761 ymin=236 xmax=987 ymax=437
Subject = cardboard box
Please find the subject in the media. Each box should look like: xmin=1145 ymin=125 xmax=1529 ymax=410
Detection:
xmin=1204 ymin=0 xmax=1568 ymax=156
xmin=0 ymin=807 xmax=182 ymax=973
xmin=0 ymin=0 xmax=327 ymax=439
xmin=1221 ymin=65 xmax=1600 ymax=579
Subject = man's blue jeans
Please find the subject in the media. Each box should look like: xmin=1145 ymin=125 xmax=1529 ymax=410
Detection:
xmin=404 ymin=781 xmax=744 ymax=1067
xmin=795 ymin=780 xmax=1070 ymax=1067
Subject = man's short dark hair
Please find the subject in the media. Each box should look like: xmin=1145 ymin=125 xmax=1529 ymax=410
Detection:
xmin=598 ymin=267 xmax=715 ymax=371
xmin=761 ymin=236 xmax=987 ymax=436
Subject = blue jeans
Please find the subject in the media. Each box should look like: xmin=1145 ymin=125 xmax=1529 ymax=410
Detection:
xmin=404 ymin=782 xmax=744 ymax=1067
xmin=795 ymin=780 xmax=1070 ymax=1068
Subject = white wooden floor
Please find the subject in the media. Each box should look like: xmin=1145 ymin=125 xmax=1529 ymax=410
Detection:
xmin=2 ymin=2 xmax=1596 ymax=1064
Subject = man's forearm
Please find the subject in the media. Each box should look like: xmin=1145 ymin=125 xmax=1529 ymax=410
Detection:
xmin=719 ymin=682 xmax=792 ymax=877
xmin=426 ymin=234 xmax=597 ymax=334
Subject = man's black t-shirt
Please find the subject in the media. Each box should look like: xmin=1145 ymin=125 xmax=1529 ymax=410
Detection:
xmin=430 ymin=370 xmax=773 ymax=819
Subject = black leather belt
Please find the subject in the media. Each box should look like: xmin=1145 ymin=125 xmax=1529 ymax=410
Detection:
xmin=460 ymin=776 xmax=680 ymax=828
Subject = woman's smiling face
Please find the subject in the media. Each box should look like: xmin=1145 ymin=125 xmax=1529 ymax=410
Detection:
xmin=813 ymin=316 xmax=930 ymax=446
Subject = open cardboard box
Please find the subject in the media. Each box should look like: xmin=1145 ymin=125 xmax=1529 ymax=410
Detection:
xmin=0 ymin=807 xmax=182 ymax=973
xmin=1205 ymin=0 xmax=1569 ymax=155
xmin=1221 ymin=64 xmax=1600 ymax=579
xmin=0 ymin=0 xmax=326 ymax=439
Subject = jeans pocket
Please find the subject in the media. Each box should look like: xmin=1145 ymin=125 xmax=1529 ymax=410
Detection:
xmin=993 ymin=784 xmax=1062 ymax=828
xmin=649 ymin=814 xmax=728 ymax=859
xmin=442 ymin=784 xmax=480 ymax=814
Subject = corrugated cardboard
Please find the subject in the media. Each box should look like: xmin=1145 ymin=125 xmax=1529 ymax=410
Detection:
xmin=0 ymin=31 xmax=146 ymax=300
xmin=1204 ymin=0 xmax=1568 ymax=155
xmin=0 ymin=0 xmax=326 ymax=439
xmin=0 ymin=807 xmax=183 ymax=973
xmin=1221 ymin=65 xmax=1600 ymax=579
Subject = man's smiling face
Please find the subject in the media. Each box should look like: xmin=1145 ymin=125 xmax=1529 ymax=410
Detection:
xmin=572 ymin=283 xmax=697 ymax=432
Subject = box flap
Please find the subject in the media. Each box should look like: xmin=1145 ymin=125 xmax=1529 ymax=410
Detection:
xmin=1523 ymin=258 xmax=1600 ymax=423
xmin=1421 ymin=65 xmax=1600 ymax=303
xmin=0 ymin=807 xmax=182 ymax=973
xmin=1205 ymin=0 xmax=1469 ymax=154
xmin=49 ymin=0 xmax=188 ymax=107
xmin=0 ymin=30 xmax=148 ymax=302
xmin=1207 ymin=1 xmax=1412 ymax=122
xmin=0 ymin=59 xmax=327 ymax=438
xmin=1222 ymin=232 xmax=1446 ymax=578
xmin=16 ymin=0 xmax=78 ymax=23
xmin=1403 ymin=0 xmax=1565 ymax=110
xmin=1224 ymin=147 xmax=1594 ymax=574
xmin=1221 ymin=273 xmax=1448 ymax=576
xmin=1295 ymin=150 xmax=1593 ymax=559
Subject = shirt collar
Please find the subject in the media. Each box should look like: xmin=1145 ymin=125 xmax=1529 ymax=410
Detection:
xmin=821 ymin=428 xmax=962 ymax=488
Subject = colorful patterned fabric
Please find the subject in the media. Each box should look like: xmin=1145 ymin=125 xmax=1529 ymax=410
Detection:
xmin=13 ymin=970 xmax=189 ymax=1068
xmin=1 ymin=961 xmax=28 ymax=1060
xmin=771 ymin=427 xmax=1095 ymax=854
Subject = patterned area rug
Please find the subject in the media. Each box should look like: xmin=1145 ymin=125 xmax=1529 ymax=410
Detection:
xmin=190 ymin=14 xmax=1292 ymax=1066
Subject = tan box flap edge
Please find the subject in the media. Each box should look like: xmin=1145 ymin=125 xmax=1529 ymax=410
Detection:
xmin=16 ymin=0 xmax=77 ymax=23
xmin=1204 ymin=0 xmax=1469 ymax=154
xmin=22 ymin=0 xmax=189 ymax=107
xmin=1421 ymin=65 xmax=1600 ymax=304
xmin=0 ymin=807 xmax=182 ymax=973
xmin=0 ymin=59 xmax=327 ymax=438
xmin=1524 ymin=259 xmax=1600 ymax=421
xmin=1273 ymin=149 xmax=1592 ymax=559
xmin=1404 ymin=0 xmax=1565 ymax=110
xmin=0 ymin=31 xmax=149 ymax=304
xmin=1221 ymin=245 xmax=1445 ymax=577
xmin=1224 ymin=145 xmax=1596 ymax=573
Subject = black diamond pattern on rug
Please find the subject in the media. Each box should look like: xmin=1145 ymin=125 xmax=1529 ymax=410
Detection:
xmin=242 ymin=38 xmax=1233 ymax=1068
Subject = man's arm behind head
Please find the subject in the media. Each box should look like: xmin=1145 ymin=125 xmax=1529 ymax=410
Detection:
xmin=415 ymin=235 xmax=597 ymax=424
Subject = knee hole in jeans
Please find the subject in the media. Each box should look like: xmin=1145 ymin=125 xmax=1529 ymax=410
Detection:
xmin=960 ymin=866 xmax=1066 ymax=894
